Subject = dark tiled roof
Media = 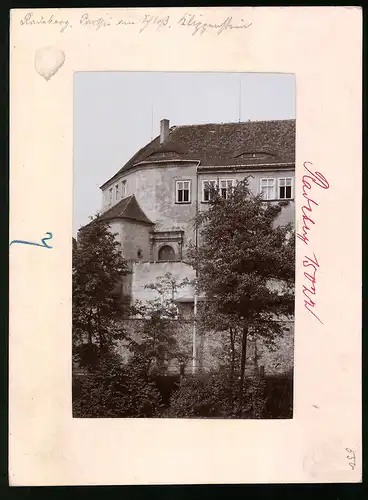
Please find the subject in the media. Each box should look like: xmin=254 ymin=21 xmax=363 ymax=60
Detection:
xmin=99 ymin=195 xmax=154 ymax=225
xmin=101 ymin=119 xmax=295 ymax=188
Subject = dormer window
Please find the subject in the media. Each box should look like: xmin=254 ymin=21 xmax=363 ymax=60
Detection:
xmin=115 ymin=183 xmax=120 ymax=201
xmin=108 ymin=188 xmax=113 ymax=205
xmin=232 ymin=150 xmax=275 ymax=160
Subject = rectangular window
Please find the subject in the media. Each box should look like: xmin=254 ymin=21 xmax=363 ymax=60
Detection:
xmin=202 ymin=180 xmax=217 ymax=202
xmin=260 ymin=178 xmax=275 ymax=200
xmin=122 ymin=180 xmax=127 ymax=198
xmin=176 ymin=180 xmax=191 ymax=203
xmin=278 ymin=177 xmax=293 ymax=199
xmin=115 ymin=184 xmax=120 ymax=201
xmin=108 ymin=188 xmax=113 ymax=205
xmin=219 ymin=179 xmax=234 ymax=199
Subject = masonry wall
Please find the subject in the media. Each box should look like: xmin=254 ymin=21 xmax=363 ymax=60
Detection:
xmin=103 ymin=164 xmax=295 ymax=257
xmin=127 ymin=255 xmax=294 ymax=376
xmin=115 ymin=317 xmax=194 ymax=375
xmin=116 ymin=317 xmax=294 ymax=377
xmin=102 ymin=162 xmax=199 ymax=256
xmin=103 ymin=166 xmax=295 ymax=222
xmin=108 ymin=219 xmax=152 ymax=261
xmin=120 ymin=220 xmax=152 ymax=261
xmin=131 ymin=261 xmax=196 ymax=303
xmin=257 ymin=321 xmax=294 ymax=375
xmin=108 ymin=220 xmax=123 ymax=244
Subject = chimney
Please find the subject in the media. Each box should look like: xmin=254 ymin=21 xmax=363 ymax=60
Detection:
xmin=160 ymin=119 xmax=170 ymax=144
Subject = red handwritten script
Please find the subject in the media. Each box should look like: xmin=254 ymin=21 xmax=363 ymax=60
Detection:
xmin=297 ymin=161 xmax=330 ymax=324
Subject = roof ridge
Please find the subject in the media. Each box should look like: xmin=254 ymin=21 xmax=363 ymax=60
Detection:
xmin=124 ymin=194 xmax=134 ymax=209
xmin=171 ymin=118 xmax=295 ymax=129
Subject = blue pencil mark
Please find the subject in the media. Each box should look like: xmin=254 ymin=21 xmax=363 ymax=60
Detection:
xmin=9 ymin=232 xmax=53 ymax=249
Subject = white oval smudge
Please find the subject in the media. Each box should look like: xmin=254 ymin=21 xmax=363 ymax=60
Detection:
xmin=35 ymin=47 xmax=65 ymax=81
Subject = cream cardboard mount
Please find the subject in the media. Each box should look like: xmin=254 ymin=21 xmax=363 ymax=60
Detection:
xmin=9 ymin=7 xmax=362 ymax=486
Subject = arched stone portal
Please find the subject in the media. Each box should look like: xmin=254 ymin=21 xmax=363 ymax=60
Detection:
xmin=158 ymin=245 xmax=175 ymax=261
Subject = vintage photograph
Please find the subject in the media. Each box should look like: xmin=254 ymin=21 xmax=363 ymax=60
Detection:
xmin=72 ymin=71 xmax=296 ymax=419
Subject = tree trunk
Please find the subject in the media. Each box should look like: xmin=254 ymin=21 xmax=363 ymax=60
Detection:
xmin=145 ymin=359 xmax=152 ymax=381
xmin=87 ymin=309 xmax=93 ymax=346
xmin=238 ymin=324 xmax=248 ymax=416
xmin=97 ymin=309 xmax=109 ymax=361
xmin=97 ymin=309 xmax=103 ymax=351
xmin=229 ymin=327 xmax=236 ymax=413
xmin=229 ymin=327 xmax=235 ymax=383
xmin=86 ymin=309 xmax=94 ymax=372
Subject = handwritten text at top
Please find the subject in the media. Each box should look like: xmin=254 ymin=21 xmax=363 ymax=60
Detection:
xmin=19 ymin=11 xmax=252 ymax=36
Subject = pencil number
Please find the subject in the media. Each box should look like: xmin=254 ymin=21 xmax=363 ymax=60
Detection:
xmin=346 ymin=448 xmax=356 ymax=470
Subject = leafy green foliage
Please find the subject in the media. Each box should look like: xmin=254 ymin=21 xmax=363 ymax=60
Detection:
xmin=73 ymin=214 xmax=130 ymax=365
xmin=73 ymin=350 xmax=163 ymax=418
xmin=129 ymin=272 xmax=191 ymax=377
xmin=72 ymin=214 xmax=163 ymax=418
xmin=165 ymin=372 xmax=234 ymax=418
xmin=189 ymin=179 xmax=295 ymax=326
xmin=165 ymin=371 xmax=267 ymax=419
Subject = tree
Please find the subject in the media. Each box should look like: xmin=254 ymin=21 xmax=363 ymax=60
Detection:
xmin=128 ymin=272 xmax=191 ymax=378
xmin=196 ymin=301 xmax=242 ymax=389
xmin=188 ymin=179 xmax=295 ymax=415
xmin=72 ymin=214 xmax=130 ymax=368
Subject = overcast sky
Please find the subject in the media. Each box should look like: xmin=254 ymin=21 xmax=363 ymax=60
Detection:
xmin=73 ymin=72 xmax=295 ymax=235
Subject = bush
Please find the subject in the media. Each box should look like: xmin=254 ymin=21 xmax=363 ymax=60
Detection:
xmin=152 ymin=375 xmax=180 ymax=407
xmin=164 ymin=371 xmax=271 ymax=419
xmin=72 ymin=355 xmax=163 ymax=418
xmin=164 ymin=373 xmax=233 ymax=418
